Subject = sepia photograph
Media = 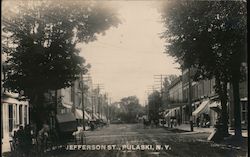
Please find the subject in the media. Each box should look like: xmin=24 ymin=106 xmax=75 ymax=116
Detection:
xmin=1 ymin=0 xmax=248 ymax=157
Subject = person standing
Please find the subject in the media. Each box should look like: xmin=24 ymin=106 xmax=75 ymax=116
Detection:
xmin=37 ymin=124 xmax=50 ymax=154
xmin=23 ymin=125 xmax=32 ymax=156
xmin=16 ymin=126 xmax=25 ymax=156
xmin=196 ymin=117 xmax=200 ymax=127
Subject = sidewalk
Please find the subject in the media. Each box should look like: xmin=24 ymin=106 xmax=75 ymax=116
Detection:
xmin=175 ymin=124 xmax=214 ymax=133
xmin=163 ymin=124 xmax=248 ymax=137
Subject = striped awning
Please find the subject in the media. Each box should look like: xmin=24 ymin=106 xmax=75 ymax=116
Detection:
xmin=75 ymin=109 xmax=92 ymax=120
xmin=165 ymin=107 xmax=180 ymax=118
xmin=93 ymin=113 xmax=99 ymax=119
xmin=192 ymin=99 xmax=210 ymax=117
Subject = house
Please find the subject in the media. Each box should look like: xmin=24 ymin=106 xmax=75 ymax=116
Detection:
xmin=1 ymin=64 xmax=29 ymax=153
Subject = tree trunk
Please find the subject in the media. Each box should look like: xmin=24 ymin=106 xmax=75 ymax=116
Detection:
xmin=215 ymin=77 xmax=229 ymax=137
xmin=232 ymin=74 xmax=242 ymax=138
xmin=29 ymin=91 xmax=47 ymax=132
xmin=220 ymin=82 xmax=229 ymax=137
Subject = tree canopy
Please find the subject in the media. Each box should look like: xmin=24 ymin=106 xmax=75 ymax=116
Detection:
xmin=159 ymin=1 xmax=247 ymax=82
xmin=159 ymin=1 xmax=247 ymax=138
xmin=2 ymin=0 xmax=120 ymax=98
xmin=148 ymin=91 xmax=162 ymax=121
xmin=119 ymin=96 xmax=143 ymax=123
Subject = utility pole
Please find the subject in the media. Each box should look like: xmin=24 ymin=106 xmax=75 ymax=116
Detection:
xmin=154 ymin=74 xmax=168 ymax=109
xmin=154 ymin=74 xmax=167 ymax=94
xmin=107 ymin=98 xmax=111 ymax=123
xmin=145 ymin=90 xmax=153 ymax=120
xmin=97 ymin=85 xmax=101 ymax=119
xmin=80 ymin=73 xmax=85 ymax=130
xmin=80 ymin=74 xmax=91 ymax=130
xmin=93 ymin=84 xmax=104 ymax=119
xmin=188 ymin=68 xmax=194 ymax=131
xmin=104 ymin=93 xmax=108 ymax=122
xmin=109 ymin=97 xmax=112 ymax=122
xmin=91 ymin=94 xmax=94 ymax=119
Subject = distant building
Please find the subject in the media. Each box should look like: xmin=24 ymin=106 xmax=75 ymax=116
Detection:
xmin=182 ymin=68 xmax=219 ymax=126
xmin=228 ymin=81 xmax=248 ymax=129
xmin=56 ymin=79 xmax=92 ymax=127
xmin=164 ymin=76 xmax=186 ymax=122
xmin=173 ymin=67 xmax=248 ymax=129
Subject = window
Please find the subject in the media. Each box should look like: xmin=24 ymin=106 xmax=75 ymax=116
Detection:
xmin=15 ymin=104 xmax=18 ymax=126
xmin=24 ymin=106 xmax=27 ymax=125
xmin=241 ymin=101 xmax=248 ymax=124
xmin=242 ymin=102 xmax=246 ymax=111
xmin=19 ymin=105 xmax=23 ymax=125
xmin=242 ymin=112 xmax=246 ymax=121
xmin=8 ymin=105 xmax=13 ymax=133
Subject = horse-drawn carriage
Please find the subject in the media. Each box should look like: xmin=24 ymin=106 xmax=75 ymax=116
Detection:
xmin=38 ymin=112 xmax=86 ymax=153
xmin=51 ymin=112 xmax=86 ymax=146
xmin=9 ymin=113 xmax=86 ymax=156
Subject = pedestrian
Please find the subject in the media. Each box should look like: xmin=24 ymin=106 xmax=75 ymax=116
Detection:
xmin=196 ymin=117 xmax=200 ymax=127
xmin=37 ymin=124 xmax=50 ymax=154
xmin=16 ymin=125 xmax=25 ymax=156
xmin=170 ymin=118 xmax=173 ymax=128
xmin=90 ymin=121 xmax=95 ymax=131
xmin=162 ymin=119 xmax=166 ymax=127
xmin=174 ymin=118 xmax=177 ymax=127
xmin=23 ymin=124 xmax=32 ymax=156
xmin=177 ymin=117 xmax=181 ymax=126
xmin=143 ymin=118 xmax=146 ymax=128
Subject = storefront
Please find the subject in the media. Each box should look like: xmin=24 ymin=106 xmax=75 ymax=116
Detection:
xmin=192 ymin=99 xmax=220 ymax=127
xmin=1 ymin=92 xmax=29 ymax=152
xmin=240 ymin=98 xmax=248 ymax=129
xmin=75 ymin=109 xmax=91 ymax=120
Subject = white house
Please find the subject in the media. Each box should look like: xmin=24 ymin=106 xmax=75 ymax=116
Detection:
xmin=1 ymin=92 xmax=29 ymax=153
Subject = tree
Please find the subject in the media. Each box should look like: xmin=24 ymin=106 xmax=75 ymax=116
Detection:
xmin=119 ymin=96 xmax=143 ymax=123
xmin=159 ymin=1 xmax=247 ymax=139
xmin=162 ymin=75 xmax=178 ymax=108
xmin=148 ymin=91 xmax=162 ymax=121
xmin=2 ymin=0 xmax=120 ymax=128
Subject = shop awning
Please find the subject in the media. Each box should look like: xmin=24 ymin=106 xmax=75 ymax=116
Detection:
xmin=56 ymin=112 xmax=76 ymax=123
xmin=165 ymin=107 xmax=179 ymax=118
xmin=62 ymin=103 xmax=72 ymax=109
xmin=93 ymin=113 xmax=99 ymax=119
xmin=100 ymin=116 xmax=107 ymax=122
xmin=209 ymin=101 xmax=222 ymax=113
xmin=209 ymin=101 xmax=221 ymax=108
xmin=192 ymin=99 xmax=210 ymax=117
xmin=75 ymin=109 xmax=92 ymax=120
xmin=56 ymin=113 xmax=77 ymax=132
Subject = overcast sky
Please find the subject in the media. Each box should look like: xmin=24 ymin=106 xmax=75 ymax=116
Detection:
xmin=2 ymin=0 xmax=181 ymax=104
xmin=78 ymin=1 xmax=181 ymax=104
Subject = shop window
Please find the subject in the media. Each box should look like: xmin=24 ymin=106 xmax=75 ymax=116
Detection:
xmin=242 ymin=102 xmax=246 ymax=111
xmin=242 ymin=112 xmax=246 ymax=122
xmin=241 ymin=101 xmax=248 ymax=124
